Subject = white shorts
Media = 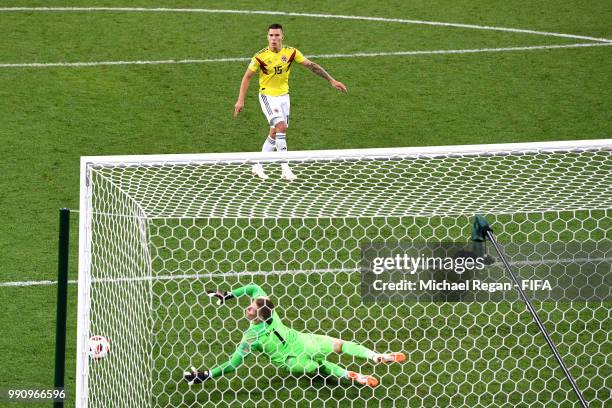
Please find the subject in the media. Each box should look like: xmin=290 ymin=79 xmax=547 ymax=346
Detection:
xmin=259 ymin=93 xmax=290 ymax=127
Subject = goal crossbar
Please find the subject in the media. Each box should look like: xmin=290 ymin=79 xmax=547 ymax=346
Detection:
xmin=81 ymin=139 xmax=611 ymax=168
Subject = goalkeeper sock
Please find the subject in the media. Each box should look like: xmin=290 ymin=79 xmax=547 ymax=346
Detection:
xmin=341 ymin=341 xmax=376 ymax=360
xmin=262 ymin=135 xmax=276 ymax=153
xmin=319 ymin=360 xmax=348 ymax=378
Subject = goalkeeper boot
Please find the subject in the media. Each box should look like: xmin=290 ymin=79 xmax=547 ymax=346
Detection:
xmin=281 ymin=166 xmax=297 ymax=182
xmin=346 ymin=371 xmax=379 ymax=388
xmin=252 ymin=163 xmax=269 ymax=180
xmin=373 ymin=352 xmax=406 ymax=364
xmin=183 ymin=367 xmax=210 ymax=385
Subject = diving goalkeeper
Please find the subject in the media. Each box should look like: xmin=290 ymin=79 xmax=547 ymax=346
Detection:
xmin=184 ymin=284 xmax=405 ymax=388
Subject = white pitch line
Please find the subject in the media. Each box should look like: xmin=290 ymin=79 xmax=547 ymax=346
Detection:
xmin=0 ymin=279 xmax=66 ymax=287
xmin=1 ymin=7 xmax=611 ymax=43
xmin=1 ymin=43 xmax=611 ymax=69
xmin=1 ymin=257 xmax=609 ymax=288
xmin=0 ymin=56 xmax=248 ymax=68
xmin=0 ymin=268 xmax=352 ymax=287
xmin=309 ymin=42 xmax=612 ymax=58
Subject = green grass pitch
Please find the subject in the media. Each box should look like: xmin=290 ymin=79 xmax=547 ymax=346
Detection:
xmin=0 ymin=0 xmax=610 ymax=407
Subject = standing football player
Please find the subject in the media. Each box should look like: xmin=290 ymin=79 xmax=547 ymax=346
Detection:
xmin=233 ymin=24 xmax=348 ymax=181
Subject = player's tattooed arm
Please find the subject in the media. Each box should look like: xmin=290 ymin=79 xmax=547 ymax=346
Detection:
xmin=303 ymin=61 xmax=333 ymax=81
xmin=301 ymin=59 xmax=348 ymax=93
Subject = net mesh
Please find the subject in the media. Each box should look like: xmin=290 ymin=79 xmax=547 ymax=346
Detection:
xmin=79 ymin=144 xmax=611 ymax=407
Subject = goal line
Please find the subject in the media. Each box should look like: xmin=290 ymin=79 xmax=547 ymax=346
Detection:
xmin=3 ymin=256 xmax=608 ymax=288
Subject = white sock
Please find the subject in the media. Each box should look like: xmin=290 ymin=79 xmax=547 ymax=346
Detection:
xmin=275 ymin=133 xmax=287 ymax=152
xmin=275 ymin=134 xmax=290 ymax=171
xmin=262 ymin=135 xmax=276 ymax=153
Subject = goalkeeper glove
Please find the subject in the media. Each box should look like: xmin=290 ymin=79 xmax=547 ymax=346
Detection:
xmin=184 ymin=367 xmax=210 ymax=385
xmin=207 ymin=290 xmax=234 ymax=305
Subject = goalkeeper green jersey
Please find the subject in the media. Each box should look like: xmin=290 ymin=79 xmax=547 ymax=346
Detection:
xmin=208 ymin=284 xmax=316 ymax=378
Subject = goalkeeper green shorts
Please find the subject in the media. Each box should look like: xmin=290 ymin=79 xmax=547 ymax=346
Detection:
xmin=283 ymin=333 xmax=335 ymax=374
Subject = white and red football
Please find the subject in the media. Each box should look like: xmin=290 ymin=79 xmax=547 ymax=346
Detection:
xmin=88 ymin=335 xmax=110 ymax=359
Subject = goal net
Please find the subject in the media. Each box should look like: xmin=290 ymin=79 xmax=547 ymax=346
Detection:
xmin=76 ymin=140 xmax=611 ymax=408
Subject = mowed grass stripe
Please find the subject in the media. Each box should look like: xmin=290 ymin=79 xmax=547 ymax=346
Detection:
xmin=1 ymin=9 xmax=604 ymax=64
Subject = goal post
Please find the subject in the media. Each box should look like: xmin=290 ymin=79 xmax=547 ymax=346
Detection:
xmin=76 ymin=140 xmax=611 ymax=407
